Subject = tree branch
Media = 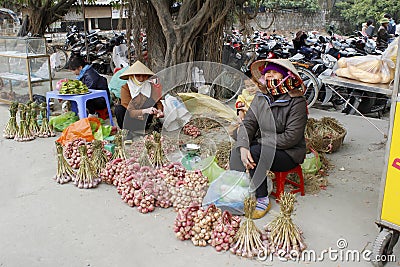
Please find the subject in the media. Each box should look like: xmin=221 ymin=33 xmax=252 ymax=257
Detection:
xmin=205 ymin=1 xmax=234 ymax=35
xmin=178 ymin=0 xmax=212 ymax=32
xmin=149 ymin=0 xmax=174 ymax=33
xmin=177 ymin=0 xmax=194 ymax=24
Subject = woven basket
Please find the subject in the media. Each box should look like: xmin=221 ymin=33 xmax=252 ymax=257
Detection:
xmin=305 ymin=117 xmax=347 ymax=153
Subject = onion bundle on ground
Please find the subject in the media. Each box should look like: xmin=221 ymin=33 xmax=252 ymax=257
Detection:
xmin=3 ymin=102 xmax=19 ymax=139
xmin=264 ymin=192 xmax=306 ymax=258
xmin=54 ymin=141 xmax=76 ymax=184
xmin=211 ymin=211 xmax=241 ymax=252
xmin=148 ymin=131 xmax=166 ymax=167
xmin=230 ymin=197 xmax=267 ymax=258
xmin=174 ymin=205 xmax=202 ymax=241
xmin=38 ymin=103 xmax=55 ymax=138
xmin=91 ymin=140 xmax=112 ymax=175
xmin=28 ymin=102 xmax=40 ymax=136
xmin=74 ymin=145 xmax=101 ymax=189
xmin=112 ymin=129 xmax=127 ymax=160
xmin=183 ymin=124 xmax=201 ymax=138
xmin=14 ymin=103 xmax=35 ymax=142
xmin=191 ymin=204 xmax=222 ymax=247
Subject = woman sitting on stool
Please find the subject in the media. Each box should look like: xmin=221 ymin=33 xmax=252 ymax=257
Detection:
xmin=114 ymin=60 xmax=164 ymax=135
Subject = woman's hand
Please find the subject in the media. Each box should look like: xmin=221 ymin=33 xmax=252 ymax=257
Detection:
xmin=240 ymin=147 xmax=256 ymax=169
xmin=142 ymin=107 xmax=157 ymax=115
xmin=238 ymin=110 xmax=245 ymax=121
xmin=155 ymin=110 xmax=164 ymax=118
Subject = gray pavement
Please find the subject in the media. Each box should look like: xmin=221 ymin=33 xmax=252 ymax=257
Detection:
xmin=0 ymin=70 xmax=399 ymax=266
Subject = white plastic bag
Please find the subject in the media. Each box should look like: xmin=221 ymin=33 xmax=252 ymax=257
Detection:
xmin=202 ymin=170 xmax=250 ymax=215
xmin=162 ymin=94 xmax=192 ymax=131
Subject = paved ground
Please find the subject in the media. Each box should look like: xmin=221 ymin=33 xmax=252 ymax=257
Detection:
xmin=0 ymin=70 xmax=399 ymax=267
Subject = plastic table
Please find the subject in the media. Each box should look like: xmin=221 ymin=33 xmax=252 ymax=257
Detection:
xmin=46 ymin=89 xmax=114 ymax=126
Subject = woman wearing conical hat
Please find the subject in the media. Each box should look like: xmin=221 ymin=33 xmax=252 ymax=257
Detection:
xmin=229 ymin=59 xmax=307 ymax=219
xmin=114 ymin=61 xmax=164 ymax=134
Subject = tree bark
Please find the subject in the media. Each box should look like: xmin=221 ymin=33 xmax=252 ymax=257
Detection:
xmin=26 ymin=0 xmax=77 ymax=36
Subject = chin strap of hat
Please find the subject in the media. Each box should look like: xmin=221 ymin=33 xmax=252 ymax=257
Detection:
xmin=274 ymin=70 xmax=296 ymax=88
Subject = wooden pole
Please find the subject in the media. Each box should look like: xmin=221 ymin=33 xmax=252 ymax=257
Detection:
xmin=81 ymin=0 xmax=89 ymax=62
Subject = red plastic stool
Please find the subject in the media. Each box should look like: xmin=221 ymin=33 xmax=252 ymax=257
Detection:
xmin=270 ymin=165 xmax=305 ymax=202
xmin=95 ymin=108 xmax=109 ymax=120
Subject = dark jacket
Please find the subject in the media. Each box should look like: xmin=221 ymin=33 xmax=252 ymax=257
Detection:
xmin=376 ymin=26 xmax=391 ymax=49
xmin=79 ymin=65 xmax=110 ymax=100
xmin=236 ymin=91 xmax=307 ymax=164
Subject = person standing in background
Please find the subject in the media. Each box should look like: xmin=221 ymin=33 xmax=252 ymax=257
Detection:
xmin=362 ymin=19 xmax=375 ymax=38
xmin=384 ymin=14 xmax=396 ymax=35
xmin=376 ymin=18 xmax=394 ymax=50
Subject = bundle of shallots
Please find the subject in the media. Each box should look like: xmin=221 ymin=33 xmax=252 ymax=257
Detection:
xmin=3 ymin=102 xmax=19 ymax=139
xmin=14 ymin=103 xmax=35 ymax=142
xmin=54 ymin=141 xmax=76 ymax=184
xmin=38 ymin=103 xmax=55 ymax=138
xmin=74 ymin=145 xmax=101 ymax=189
xmin=91 ymin=140 xmax=111 ymax=176
xmin=149 ymin=131 xmax=166 ymax=167
xmin=191 ymin=204 xmax=222 ymax=247
xmin=174 ymin=204 xmax=202 ymax=241
xmin=264 ymin=192 xmax=306 ymax=258
xmin=28 ymin=102 xmax=40 ymax=136
xmin=112 ymin=129 xmax=127 ymax=160
xmin=230 ymin=197 xmax=267 ymax=258
xmin=211 ymin=211 xmax=241 ymax=252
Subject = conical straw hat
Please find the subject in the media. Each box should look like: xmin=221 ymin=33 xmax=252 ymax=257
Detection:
xmin=119 ymin=60 xmax=155 ymax=80
xmin=250 ymin=59 xmax=301 ymax=83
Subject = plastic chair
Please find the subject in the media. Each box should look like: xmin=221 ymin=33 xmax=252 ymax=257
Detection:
xmin=270 ymin=165 xmax=305 ymax=202
xmin=46 ymin=89 xmax=114 ymax=126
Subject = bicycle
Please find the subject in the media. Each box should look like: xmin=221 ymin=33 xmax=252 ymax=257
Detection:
xmin=46 ymin=43 xmax=68 ymax=71
xmin=291 ymin=61 xmax=320 ymax=109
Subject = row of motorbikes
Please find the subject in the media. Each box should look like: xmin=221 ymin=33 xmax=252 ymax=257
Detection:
xmin=222 ymin=27 xmax=390 ymax=116
xmin=64 ymin=26 xmax=138 ymax=74
xmin=57 ymin=25 xmax=147 ymax=75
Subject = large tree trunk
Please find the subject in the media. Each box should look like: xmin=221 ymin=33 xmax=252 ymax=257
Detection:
xmin=26 ymin=0 xmax=77 ymax=36
xmin=130 ymin=0 xmax=236 ymax=70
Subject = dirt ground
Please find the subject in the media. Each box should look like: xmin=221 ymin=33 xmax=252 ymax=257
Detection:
xmin=0 ymin=70 xmax=399 ymax=267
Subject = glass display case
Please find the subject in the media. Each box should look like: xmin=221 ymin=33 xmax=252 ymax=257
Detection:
xmin=0 ymin=36 xmax=52 ymax=103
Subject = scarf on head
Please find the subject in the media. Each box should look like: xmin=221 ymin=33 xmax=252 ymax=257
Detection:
xmin=262 ymin=72 xmax=304 ymax=96
xmin=127 ymin=76 xmax=152 ymax=99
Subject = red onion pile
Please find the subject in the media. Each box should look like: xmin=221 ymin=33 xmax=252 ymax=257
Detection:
xmin=190 ymin=204 xmax=222 ymax=247
xmin=211 ymin=211 xmax=241 ymax=252
xmin=115 ymin=164 xmax=174 ymax=213
xmin=174 ymin=205 xmax=202 ymax=241
xmin=64 ymin=138 xmax=93 ymax=169
xmin=183 ymin=124 xmax=201 ymax=138
xmin=167 ymin=169 xmax=208 ymax=211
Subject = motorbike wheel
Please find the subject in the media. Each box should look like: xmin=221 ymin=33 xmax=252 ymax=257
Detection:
xmin=52 ymin=46 xmax=68 ymax=71
xmin=343 ymin=91 xmax=376 ymax=115
xmin=296 ymin=66 xmax=319 ymax=109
